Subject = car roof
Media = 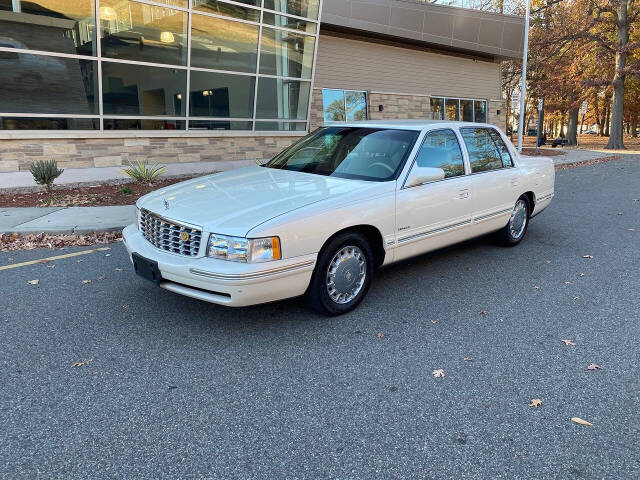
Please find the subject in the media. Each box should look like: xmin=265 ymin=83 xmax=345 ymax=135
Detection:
xmin=325 ymin=120 xmax=494 ymax=131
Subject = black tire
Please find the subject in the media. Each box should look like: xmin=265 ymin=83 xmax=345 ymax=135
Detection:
xmin=498 ymin=195 xmax=531 ymax=247
xmin=306 ymin=232 xmax=374 ymax=316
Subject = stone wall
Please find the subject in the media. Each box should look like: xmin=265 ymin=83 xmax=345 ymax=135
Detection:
xmin=0 ymin=135 xmax=301 ymax=173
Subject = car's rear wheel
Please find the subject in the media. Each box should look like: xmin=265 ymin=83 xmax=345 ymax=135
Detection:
xmin=307 ymin=232 xmax=374 ymax=316
xmin=499 ymin=196 xmax=530 ymax=246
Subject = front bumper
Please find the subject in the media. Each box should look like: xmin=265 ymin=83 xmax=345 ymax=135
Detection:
xmin=122 ymin=224 xmax=316 ymax=307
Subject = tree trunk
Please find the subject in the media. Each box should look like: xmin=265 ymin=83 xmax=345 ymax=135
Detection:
xmin=606 ymin=0 xmax=629 ymax=149
xmin=632 ymin=115 xmax=638 ymax=138
xmin=567 ymin=107 xmax=579 ymax=145
xmin=604 ymin=107 xmax=611 ymax=137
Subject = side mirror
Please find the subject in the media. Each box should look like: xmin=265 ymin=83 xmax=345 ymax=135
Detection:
xmin=405 ymin=166 xmax=445 ymax=187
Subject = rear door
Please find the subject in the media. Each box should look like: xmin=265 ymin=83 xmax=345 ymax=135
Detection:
xmin=459 ymin=127 xmax=521 ymax=233
xmin=394 ymin=128 xmax=473 ymax=261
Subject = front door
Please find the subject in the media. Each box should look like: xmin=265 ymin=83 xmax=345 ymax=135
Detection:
xmin=394 ymin=128 xmax=473 ymax=261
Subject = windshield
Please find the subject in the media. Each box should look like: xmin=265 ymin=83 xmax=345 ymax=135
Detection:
xmin=265 ymin=127 xmax=420 ymax=181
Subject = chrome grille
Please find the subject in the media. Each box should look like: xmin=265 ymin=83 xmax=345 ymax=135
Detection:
xmin=139 ymin=209 xmax=202 ymax=257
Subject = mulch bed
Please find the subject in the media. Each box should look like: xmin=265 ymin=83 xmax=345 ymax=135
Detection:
xmin=0 ymin=177 xmax=194 ymax=208
xmin=520 ymin=148 xmax=566 ymax=157
xmin=1 ymin=232 xmax=122 ymax=252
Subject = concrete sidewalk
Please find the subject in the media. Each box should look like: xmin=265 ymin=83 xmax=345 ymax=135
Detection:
xmin=1 ymin=206 xmax=136 ymax=234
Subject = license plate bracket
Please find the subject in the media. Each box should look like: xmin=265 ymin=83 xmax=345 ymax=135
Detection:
xmin=132 ymin=252 xmax=162 ymax=285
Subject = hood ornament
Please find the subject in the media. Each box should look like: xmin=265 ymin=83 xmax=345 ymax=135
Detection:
xmin=163 ymin=199 xmax=170 ymax=210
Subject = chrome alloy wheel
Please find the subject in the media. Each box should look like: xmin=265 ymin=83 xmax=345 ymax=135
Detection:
xmin=509 ymin=199 xmax=528 ymax=239
xmin=326 ymin=245 xmax=367 ymax=304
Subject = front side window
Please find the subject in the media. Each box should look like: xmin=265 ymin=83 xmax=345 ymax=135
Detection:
xmin=413 ymin=129 xmax=465 ymax=179
xmin=266 ymin=127 xmax=419 ymax=181
xmin=322 ymin=89 xmax=367 ymax=122
xmin=460 ymin=127 xmax=508 ymax=173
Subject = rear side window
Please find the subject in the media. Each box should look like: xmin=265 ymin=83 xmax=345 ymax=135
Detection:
xmin=460 ymin=127 xmax=512 ymax=173
xmin=414 ymin=129 xmax=465 ymax=178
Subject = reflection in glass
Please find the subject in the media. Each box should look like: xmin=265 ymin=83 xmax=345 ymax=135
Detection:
xmin=191 ymin=13 xmax=259 ymax=73
xmin=460 ymin=99 xmax=473 ymax=122
xmin=255 ymin=121 xmax=306 ymax=131
xmin=256 ymin=77 xmax=309 ymax=120
xmin=189 ymin=120 xmax=253 ymax=130
xmin=460 ymin=127 xmax=504 ymax=172
xmin=0 ymin=55 xmax=97 ymax=114
xmin=101 ymin=62 xmax=186 ymax=115
xmin=322 ymin=89 xmax=345 ymax=122
xmin=189 ymin=71 xmax=255 ymax=118
xmin=104 ymin=118 xmax=186 ymax=129
xmin=192 ymin=0 xmax=260 ymax=21
xmin=263 ymin=0 xmax=320 ymax=20
xmin=259 ymin=27 xmax=314 ymax=79
xmin=100 ymin=0 xmax=187 ymax=66
xmin=346 ymin=91 xmax=367 ymax=121
xmin=474 ymin=100 xmax=487 ymax=123
xmin=430 ymin=98 xmax=444 ymax=120
xmin=0 ymin=0 xmax=96 ymax=55
xmin=263 ymin=13 xmax=317 ymax=33
xmin=0 ymin=117 xmax=99 ymax=130
xmin=445 ymin=98 xmax=459 ymax=121
xmin=416 ymin=129 xmax=464 ymax=178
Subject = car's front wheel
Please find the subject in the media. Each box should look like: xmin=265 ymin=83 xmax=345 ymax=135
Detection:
xmin=307 ymin=232 xmax=374 ymax=316
xmin=499 ymin=196 xmax=530 ymax=246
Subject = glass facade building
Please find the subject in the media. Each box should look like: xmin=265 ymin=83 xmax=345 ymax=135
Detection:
xmin=0 ymin=0 xmax=320 ymax=131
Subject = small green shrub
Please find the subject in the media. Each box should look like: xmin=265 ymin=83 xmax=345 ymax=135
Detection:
xmin=122 ymin=160 xmax=166 ymax=183
xmin=30 ymin=160 xmax=64 ymax=192
xmin=120 ymin=186 xmax=133 ymax=195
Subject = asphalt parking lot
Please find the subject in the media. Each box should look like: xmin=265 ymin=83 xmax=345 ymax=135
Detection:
xmin=1 ymin=156 xmax=639 ymax=479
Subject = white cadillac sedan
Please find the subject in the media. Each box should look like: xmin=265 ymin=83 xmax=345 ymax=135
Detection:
xmin=122 ymin=121 xmax=555 ymax=315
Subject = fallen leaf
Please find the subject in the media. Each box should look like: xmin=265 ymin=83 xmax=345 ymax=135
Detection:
xmin=82 ymin=279 xmax=91 ymax=284
xmin=28 ymin=279 xmax=39 ymax=285
xmin=564 ymin=281 xmax=572 ymax=285
xmin=432 ymin=369 xmax=445 ymax=378
xmin=616 ymin=212 xmax=623 ymax=215
xmin=71 ymin=357 xmax=93 ymax=368
xmin=628 ymin=229 xmax=635 ymax=232
xmin=122 ymin=304 xmax=130 ymax=309
xmin=462 ymin=357 xmax=473 ymax=362
xmin=561 ymin=339 xmax=576 ymax=346
xmin=431 ymin=320 xmax=438 ymax=324
xmin=545 ymin=260 xmax=551 ymax=264
xmin=529 ymin=398 xmax=542 ymax=408
xmin=77 ymin=259 xmax=84 ymax=263
xmin=579 ymin=273 xmax=585 ymax=277
xmin=115 ymin=268 xmax=123 ymax=272
xmin=587 ymin=363 xmax=601 ymax=370
xmin=91 ymin=371 xmax=99 ymax=375
xmin=47 ymin=265 xmax=55 ymax=269
xmin=105 ymin=254 xmax=111 ymax=257
xmin=533 ymin=285 xmax=540 ymax=290
xmin=571 ymin=417 xmax=593 ymax=426
xmin=582 ymin=255 xmax=594 ymax=259
xmin=376 ymin=332 xmax=384 ymax=338
xmin=573 ymin=296 xmax=580 ymax=301
xmin=477 ymin=310 xmax=488 ymax=315
xmin=97 ymin=276 xmax=105 ymax=280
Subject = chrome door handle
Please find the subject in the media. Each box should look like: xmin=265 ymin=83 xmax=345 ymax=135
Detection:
xmin=458 ymin=189 xmax=469 ymax=199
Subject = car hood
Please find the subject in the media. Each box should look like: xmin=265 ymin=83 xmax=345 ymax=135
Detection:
xmin=137 ymin=166 xmax=380 ymax=237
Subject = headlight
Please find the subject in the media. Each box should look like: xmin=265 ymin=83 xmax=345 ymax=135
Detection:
xmin=207 ymin=234 xmax=281 ymax=263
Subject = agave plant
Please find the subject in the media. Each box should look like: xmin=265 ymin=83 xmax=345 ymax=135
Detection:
xmin=122 ymin=160 xmax=166 ymax=183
